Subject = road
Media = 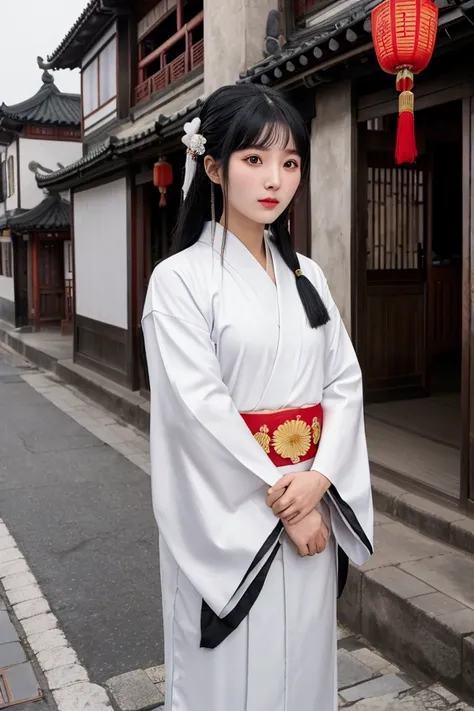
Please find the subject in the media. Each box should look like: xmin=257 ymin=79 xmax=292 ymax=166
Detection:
xmin=0 ymin=342 xmax=472 ymax=711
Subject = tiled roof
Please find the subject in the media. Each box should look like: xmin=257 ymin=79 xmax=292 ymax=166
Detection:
xmin=8 ymin=194 xmax=70 ymax=232
xmin=0 ymin=209 xmax=28 ymax=231
xmin=239 ymin=0 xmax=473 ymax=87
xmin=239 ymin=1 xmax=373 ymax=86
xmin=0 ymin=72 xmax=80 ymax=127
xmin=44 ymin=0 xmax=125 ymax=70
xmin=36 ymin=98 xmax=204 ymax=189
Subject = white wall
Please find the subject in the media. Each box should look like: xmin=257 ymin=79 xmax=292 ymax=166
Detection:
xmin=0 ymin=276 xmax=14 ymax=302
xmin=74 ymin=178 xmax=128 ymax=329
xmin=84 ymin=99 xmax=117 ymax=137
xmin=204 ymin=0 xmax=276 ymax=94
xmin=310 ymin=82 xmax=353 ymax=332
xmin=19 ymin=138 xmax=82 ymax=209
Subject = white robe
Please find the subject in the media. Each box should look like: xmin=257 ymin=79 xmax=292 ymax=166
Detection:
xmin=142 ymin=222 xmax=374 ymax=711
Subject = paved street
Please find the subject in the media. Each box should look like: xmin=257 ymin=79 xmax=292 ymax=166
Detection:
xmin=0 ymin=341 xmax=473 ymax=711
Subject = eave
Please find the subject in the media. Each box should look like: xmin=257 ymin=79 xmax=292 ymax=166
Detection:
xmin=35 ymin=98 xmax=204 ymax=192
xmin=239 ymin=0 xmax=474 ymax=91
xmin=42 ymin=0 xmax=129 ymax=71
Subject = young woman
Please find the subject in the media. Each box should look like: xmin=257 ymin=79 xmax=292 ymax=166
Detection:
xmin=142 ymin=83 xmax=373 ymax=711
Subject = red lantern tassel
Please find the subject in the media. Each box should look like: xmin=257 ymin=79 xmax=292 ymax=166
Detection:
xmin=395 ymin=91 xmax=417 ymax=164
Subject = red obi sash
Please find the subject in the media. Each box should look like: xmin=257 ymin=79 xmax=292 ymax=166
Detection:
xmin=241 ymin=404 xmax=323 ymax=468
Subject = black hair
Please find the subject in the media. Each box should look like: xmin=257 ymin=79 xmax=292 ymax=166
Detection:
xmin=171 ymin=83 xmax=330 ymax=328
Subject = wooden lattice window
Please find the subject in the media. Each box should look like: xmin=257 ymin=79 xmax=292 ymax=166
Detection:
xmin=367 ymin=165 xmax=425 ymax=271
xmin=0 ymin=239 xmax=13 ymax=278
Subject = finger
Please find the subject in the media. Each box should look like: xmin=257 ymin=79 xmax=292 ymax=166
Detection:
xmin=272 ymin=496 xmax=294 ymax=515
xmin=298 ymin=544 xmax=310 ymax=557
xmin=266 ymin=489 xmax=285 ymax=507
xmin=286 ymin=506 xmax=311 ymax=525
xmin=315 ymin=533 xmax=327 ymax=554
xmin=268 ymin=474 xmax=294 ymax=495
xmin=308 ymin=539 xmax=318 ymax=556
xmin=280 ymin=504 xmax=300 ymax=521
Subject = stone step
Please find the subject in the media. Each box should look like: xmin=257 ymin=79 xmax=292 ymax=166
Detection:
xmin=372 ymin=471 xmax=474 ymax=558
xmin=338 ymin=509 xmax=474 ymax=703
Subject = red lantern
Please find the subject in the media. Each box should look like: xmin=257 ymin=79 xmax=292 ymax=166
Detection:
xmin=153 ymin=157 xmax=173 ymax=207
xmin=371 ymin=0 xmax=438 ymax=164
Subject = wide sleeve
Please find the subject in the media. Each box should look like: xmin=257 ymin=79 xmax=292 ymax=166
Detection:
xmin=141 ymin=263 xmax=283 ymax=648
xmin=312 ymin=278 xmax=374 ymax=568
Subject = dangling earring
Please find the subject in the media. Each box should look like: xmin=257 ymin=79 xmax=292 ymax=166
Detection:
xmin=210 ymin=182 xmax=216 ymax=247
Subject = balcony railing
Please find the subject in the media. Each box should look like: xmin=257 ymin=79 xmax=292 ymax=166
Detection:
xmin=135 ymin=11 xmax=204 ymax=105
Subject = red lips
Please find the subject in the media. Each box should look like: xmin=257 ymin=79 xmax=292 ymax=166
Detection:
xmin=258 ymin=198 xmax=280 ymax=208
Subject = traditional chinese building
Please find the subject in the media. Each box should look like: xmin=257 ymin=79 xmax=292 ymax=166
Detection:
xmin=240 ymin=0 xmax=474 ymax=512
xmin=0 ymin=70 xmax=81 ymax=330
xmin=34 ymin=0 xmax=276 ymax=391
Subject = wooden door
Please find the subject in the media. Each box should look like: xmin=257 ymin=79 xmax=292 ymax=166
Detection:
xmin=360 ymin=136 xmax=431 ymax=400
xmin=13 ymin=236 xmax=28 ymax=328
xmin=36 ymin=239 xmax=65 ymax=327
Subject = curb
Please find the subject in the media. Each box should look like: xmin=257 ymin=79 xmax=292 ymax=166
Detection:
xmin=338 ymin=554 xmax=474 ymax=703
xmin=371 ymin=470 xmax=474 ymax=557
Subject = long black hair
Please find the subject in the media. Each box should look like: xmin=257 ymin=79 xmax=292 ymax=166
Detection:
xmin=171 ymin=83 xmax=330 ymax=328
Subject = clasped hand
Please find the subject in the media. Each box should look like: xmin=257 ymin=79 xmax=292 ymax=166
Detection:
xmin=267 ymin=469 xmax=331 ymax=524
xmin=266 ymin=470 xmax=332 ymax=557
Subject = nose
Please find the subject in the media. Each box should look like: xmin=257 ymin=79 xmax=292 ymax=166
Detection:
xmin=264 ymin=162 xmax=281 ymax=192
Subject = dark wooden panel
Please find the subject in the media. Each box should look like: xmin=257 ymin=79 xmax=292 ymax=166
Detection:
xmin=0 ymin=295 xmax=15 ymax=324
xmin=366 ymin=281 xmax=426 ymax=396
xmin=74 ymin=313 xmax=129 ymax=387
xmin=429 ymin=265 xmax=462 ymax=356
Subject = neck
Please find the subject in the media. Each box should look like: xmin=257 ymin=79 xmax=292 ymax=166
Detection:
xmin=220 ymin=209 xmax=265 ymax=260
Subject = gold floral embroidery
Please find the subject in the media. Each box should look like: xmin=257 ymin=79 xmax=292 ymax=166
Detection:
xmin=272 ymin=417 xmax=312 ymax=464
xmin=312 ymin=416 xmax=321 ymax=445
xmin=254 ymin=424 xmax=271 ymax=454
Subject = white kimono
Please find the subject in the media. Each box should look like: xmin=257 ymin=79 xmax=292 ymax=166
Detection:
xmin=142 ymin=222 xmax=373 ymax=711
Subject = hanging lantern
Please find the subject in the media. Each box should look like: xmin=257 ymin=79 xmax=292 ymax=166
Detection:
xmin=153 ymin=157 xmax=173 ymax=207
xmin=371 ymin=0 xmax=438 ymax=164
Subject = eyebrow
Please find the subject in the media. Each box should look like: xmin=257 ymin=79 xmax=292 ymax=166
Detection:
xmin=247 ymin=146 xmax=299 ymax=154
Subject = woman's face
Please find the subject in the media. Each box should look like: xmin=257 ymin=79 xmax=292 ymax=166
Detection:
xmin=225 ymin=131 xmax=302 ymax=225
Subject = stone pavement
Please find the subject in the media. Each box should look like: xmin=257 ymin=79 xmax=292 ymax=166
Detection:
xmin=103 ymin=623 xmax=474 ymax=711
xmin=0 ymin=596 xmax=50 ymax=710
xmin=1 ymin=341 xmax=474 ymax=710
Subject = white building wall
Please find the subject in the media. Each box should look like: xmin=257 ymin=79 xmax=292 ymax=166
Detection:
xmin=74 ymin=178 xmax=128 ymax=330
xmin=19 ymin=138 xmax=82 ymax=209
xmin=0 ymin=276 xmax=14 ymax=302
xmin=310 ymin=81 xmax=353 ymax=333
xmin=204 ymin=0 xmax=276 ymax=94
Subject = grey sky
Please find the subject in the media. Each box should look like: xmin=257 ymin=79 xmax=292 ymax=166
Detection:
xmin=1 ymin=1 xmax=89 ymax=105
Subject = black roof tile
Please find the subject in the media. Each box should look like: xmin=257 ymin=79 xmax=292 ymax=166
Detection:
xmin=7 ymin=194 xmax=70 ymax=232
xmin=0 ymin=72 xmax=80 ymax=127
xmin=36 ymin=98 xmax=204 ymax=189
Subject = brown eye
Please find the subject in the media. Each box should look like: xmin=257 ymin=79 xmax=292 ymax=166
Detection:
xmin=246 ymin=156 xmax=262 ymax=165
xmin=285 ymin=159 xmax=299 ymax=168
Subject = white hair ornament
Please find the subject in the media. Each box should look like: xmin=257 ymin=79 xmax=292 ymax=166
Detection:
xmin=181 ymin=117 xmax=206 ymax=199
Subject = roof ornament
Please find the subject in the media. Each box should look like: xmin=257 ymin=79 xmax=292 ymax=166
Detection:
xmin=42 ymin=70 xmax=54 ymax=85
xmin=263 ymin=10 xmax=283 ymax=57
xmin=37 ymin=55 xmax=55 ymax=71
